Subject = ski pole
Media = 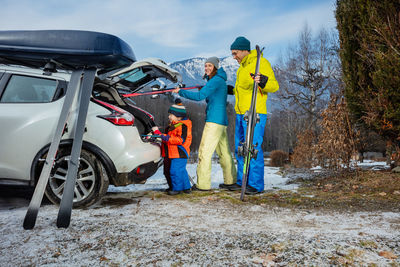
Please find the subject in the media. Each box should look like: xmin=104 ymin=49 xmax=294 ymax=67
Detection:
xmin=188 ymin=175 xmax=196 ymax=188
xmin=122 ymin=85 xmax=203 ymax=98
xmin=141 ymin=134 xmax=163 ymax=138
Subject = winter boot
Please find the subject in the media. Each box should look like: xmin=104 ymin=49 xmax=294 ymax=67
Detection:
xmin=227 ymin=183 xmax=242 ymax=191
xmin=191 ymin=185 xmax=210 ymax=191
xmin=245 ymin=185 xmax=262 ymax=195
xmin=219 ymin=183 xmax=236 ymax=190
xmin=183 ymin=189 xmax=192 ymax=194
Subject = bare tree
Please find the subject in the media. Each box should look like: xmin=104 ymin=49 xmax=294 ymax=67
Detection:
xmin=275 ymin=24 xmax=341 ymax=131
xmin=264 ymin=110 xmax=307 ymax=153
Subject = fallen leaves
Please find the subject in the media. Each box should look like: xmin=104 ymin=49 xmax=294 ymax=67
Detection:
xmin=379 ymin=251 xmax=398 ymax=259
xmin=252 ymin=253 xmax=277 ymax=266
xmin=201 ymin=196 xmax=218 ymax=203
xmin=100 ymin=256 xmax=109 ymax=262
xmin=52 ymin=250 xmax=61 ymax=258
xmin=323 ymin=184 xmax=333 ymax=191
xmin=171 ymin=232 xmax=182 ymax=237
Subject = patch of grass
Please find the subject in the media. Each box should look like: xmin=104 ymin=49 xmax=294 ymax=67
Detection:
xmin=270 ymin=242 xmax=286 ymax=253
xmin=143 ymin=169 xmax=400 ymax=212
xmin=283 ymin=169 xmax=400 ymax=212
xmin=359 ymin=240 xmax=378 ymax=249
xmin=345 ymin=248 xmax=365 ymax=263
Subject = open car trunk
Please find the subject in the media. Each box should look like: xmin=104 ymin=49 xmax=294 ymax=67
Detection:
xmin=93 ymin=58 xmax=182 ymax=135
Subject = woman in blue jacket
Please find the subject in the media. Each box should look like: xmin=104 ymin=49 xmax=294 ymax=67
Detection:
xmin=174 ymin=57 xmax=236 ymax=190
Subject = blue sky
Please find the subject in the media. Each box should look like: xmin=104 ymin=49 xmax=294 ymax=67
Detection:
xmin=0 ymin=0 xmax=337 ymax=64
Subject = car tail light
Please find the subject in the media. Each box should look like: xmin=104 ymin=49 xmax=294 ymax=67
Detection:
xmin=93 ymin=99 xmax=134 ymax=126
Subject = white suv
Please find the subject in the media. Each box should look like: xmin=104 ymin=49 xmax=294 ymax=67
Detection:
xmin=0 ymin=58 xmax=180 ymax=207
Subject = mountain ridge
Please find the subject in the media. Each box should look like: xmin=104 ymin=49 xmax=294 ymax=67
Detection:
xmin=169 ymin=56 xmax=238 ymax=86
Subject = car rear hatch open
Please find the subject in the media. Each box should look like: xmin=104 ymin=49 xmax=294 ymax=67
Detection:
xmin=93 ymin=58 xmax=182 ymax=135
xmin=109 ymin=57 xmax=181 ymax=92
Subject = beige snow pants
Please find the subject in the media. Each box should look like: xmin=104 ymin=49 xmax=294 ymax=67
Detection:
xmin=196 ymin=122 xmax=237 ymax=190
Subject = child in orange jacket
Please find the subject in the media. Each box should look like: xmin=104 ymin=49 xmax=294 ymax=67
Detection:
xmin=153 ymin=99 xmax=192 ymax=195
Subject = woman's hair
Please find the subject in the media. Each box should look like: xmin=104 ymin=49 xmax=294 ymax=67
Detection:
xmin=208 ymin=66 xmax=218 ymax=79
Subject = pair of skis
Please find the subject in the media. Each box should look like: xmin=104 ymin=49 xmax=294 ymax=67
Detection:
xmin=23 ymin=68 xmax=96 ymax=229
xmin=239 ymin=45 xmax=264 ymax=201
xmin=122 ymin=85 xmax=203 ymax=98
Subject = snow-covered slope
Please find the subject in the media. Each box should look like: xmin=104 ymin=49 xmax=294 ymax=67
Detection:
xmin=169 ymin=57 xmax=239 ymax=86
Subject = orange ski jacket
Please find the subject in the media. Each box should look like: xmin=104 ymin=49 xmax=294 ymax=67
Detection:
xmin=161 ymin=119 xmax=192 ymax=159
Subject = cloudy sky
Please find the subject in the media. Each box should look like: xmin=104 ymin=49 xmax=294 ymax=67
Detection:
xmin=0 ymin=0 xmax=337 ymax=64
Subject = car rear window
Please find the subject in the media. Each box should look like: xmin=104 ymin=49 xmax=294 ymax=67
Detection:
xmin=118 ymin=68 xmax=147 ymax=83
xmin=0 ymin=75 xmax=58 ymax=103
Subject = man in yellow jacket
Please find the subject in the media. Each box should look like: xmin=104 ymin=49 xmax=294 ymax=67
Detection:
xmin=226 ymin=36 xmax=279 ymax=194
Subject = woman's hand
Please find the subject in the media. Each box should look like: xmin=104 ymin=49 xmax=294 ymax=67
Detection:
xmin=172 ymin=87 xmax=180 ymax=94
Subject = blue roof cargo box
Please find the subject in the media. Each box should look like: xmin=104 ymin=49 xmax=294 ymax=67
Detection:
xmin=0 ymin=30 xmax=136 ymax=73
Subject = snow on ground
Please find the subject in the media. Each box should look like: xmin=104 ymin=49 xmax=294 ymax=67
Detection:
xmin=108 ymin=162 xmax=299 ymax=193
xmin=0 ymin=162 xmax=399 ymax=266
xmin=311 ymin=159 xmax=392 ymax=173
xmin=108 ymin=160 xmax=388 ymax=194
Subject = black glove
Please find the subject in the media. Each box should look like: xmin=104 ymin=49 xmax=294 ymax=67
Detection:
xmin=250 ymin=73 xmax=269 ymax=88
xmin=227 ymin=85 xmax=234 ymax=95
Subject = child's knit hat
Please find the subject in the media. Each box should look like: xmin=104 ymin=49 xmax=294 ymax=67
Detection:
xmin=168 ymin=98 xmax=186 ymax=118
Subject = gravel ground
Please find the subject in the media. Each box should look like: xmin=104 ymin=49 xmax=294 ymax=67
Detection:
xmin=1 ymin=192 xmax=399 ymax=266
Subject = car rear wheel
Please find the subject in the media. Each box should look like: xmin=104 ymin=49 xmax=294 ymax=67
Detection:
xmin=43 ymin=148 xmax=109 ymax=208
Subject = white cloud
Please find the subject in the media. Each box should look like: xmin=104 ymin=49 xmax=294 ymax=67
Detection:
xmin=0 ymin=0 xmax=248 ymax=48
xmin=245 ymin=1 xmax=337 ymax=47
xmin=0 ymin=0 xmax=337 ymax=60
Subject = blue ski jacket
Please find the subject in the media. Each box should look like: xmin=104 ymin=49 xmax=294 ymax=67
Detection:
xmin=178 ymin=67 xmax=228 ymax=126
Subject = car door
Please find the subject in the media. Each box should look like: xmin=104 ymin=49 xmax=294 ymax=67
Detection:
xmin=0 ymin=70 xmax=67 ymax=182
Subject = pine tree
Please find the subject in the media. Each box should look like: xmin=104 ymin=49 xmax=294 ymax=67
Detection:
xmin=336 ymin=0 xmax=400 ymax=156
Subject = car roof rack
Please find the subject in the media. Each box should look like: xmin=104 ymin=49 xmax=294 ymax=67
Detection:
xmin=0 ymin=30 xmax=136 ymax=74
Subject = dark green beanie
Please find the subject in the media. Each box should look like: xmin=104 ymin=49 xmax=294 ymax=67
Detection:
xmin=230 ymin=36 xmax=250 ymax=51
xmin=168 ymin=98 xmax=186 ymax=118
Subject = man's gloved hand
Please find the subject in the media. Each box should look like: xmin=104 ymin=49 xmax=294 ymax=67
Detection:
xmin=161 ymin=135 xmax=170 ymax=142
xmin=250 ymin=73 xmax=269 ymax=88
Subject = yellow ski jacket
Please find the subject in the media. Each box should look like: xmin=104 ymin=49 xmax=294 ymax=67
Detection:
xmin=233 ymin=49 xmax=279 ymax=114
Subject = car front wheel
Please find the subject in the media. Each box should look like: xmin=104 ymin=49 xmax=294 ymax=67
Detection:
xmin=43 ymin=148 xmax=109 ymax=208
